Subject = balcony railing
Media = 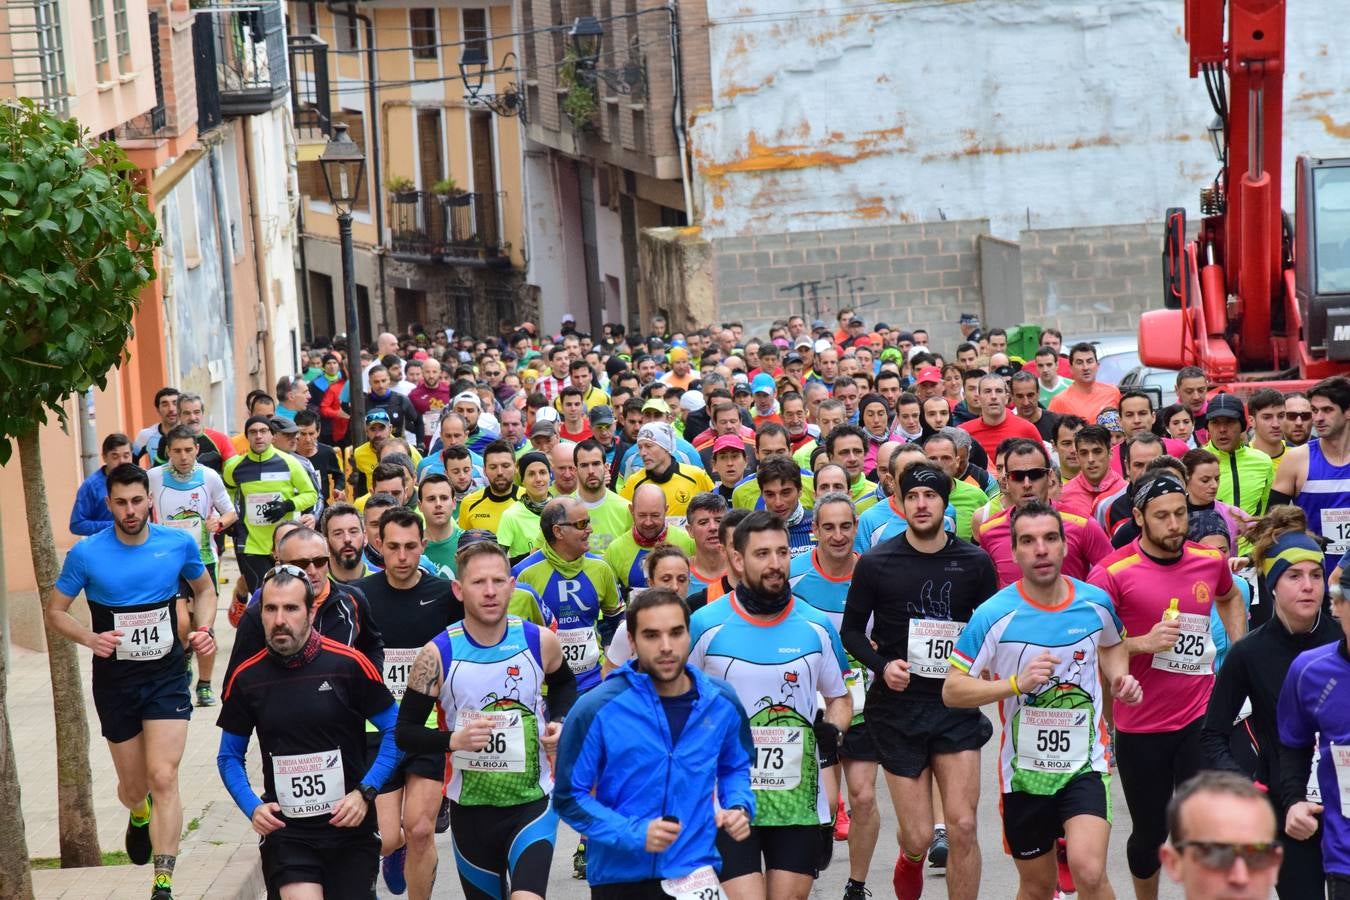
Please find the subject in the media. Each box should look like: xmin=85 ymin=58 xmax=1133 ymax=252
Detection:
xmin=118 ymin=11 xmax=167 ymax=140
xmin=388 ymin=190 xmax=509 ymax=267
xmin=192 ymin=0 xmax=288 ymax=118
xmin=287 ymin=33 xmax=331 ymax=140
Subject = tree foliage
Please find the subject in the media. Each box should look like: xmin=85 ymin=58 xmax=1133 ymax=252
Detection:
xmin=0 ymin=99 xmax=160 ymax=454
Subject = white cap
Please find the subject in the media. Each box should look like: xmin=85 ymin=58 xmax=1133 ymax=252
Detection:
xmin=679 ymin=392 xmax=706 ymax=413
xmin=534 ymin=406 xmax=559 ymax=423
xmin=814 ymin=338 xmax=833 ymax=354
xmin=452 ymin=390 xmax=482 ymax=409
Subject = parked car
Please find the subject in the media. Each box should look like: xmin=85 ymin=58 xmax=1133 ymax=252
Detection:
xmin=1119 ymin=365 xmax=1180 ymax=409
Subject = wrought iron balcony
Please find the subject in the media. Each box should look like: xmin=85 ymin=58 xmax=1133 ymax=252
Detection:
xmin=118 ymin=11 xmax=168 ymax=140
xmin=192 ymin=0 xmax=288 ymax=119
xmin=387 ymin=190 xmax=510 ymax=267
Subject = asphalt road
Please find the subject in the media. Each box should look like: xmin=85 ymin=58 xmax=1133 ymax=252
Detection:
xmin=377 ymin=707 xmax=1187 ymax=899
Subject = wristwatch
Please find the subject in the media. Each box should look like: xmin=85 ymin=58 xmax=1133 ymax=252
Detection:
xmin=358 ymin=783 xmax=378 ymax=804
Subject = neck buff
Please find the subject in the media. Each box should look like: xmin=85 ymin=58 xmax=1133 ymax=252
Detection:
xmin=633 ymin=523 xmax=669 ymax=549
xmin=521 ymin=493 xmax=549 ymax=516
xmin=542 ymin=539 xmax=586 ymax=578
xmin=735 ymin=579 xmax=791 ymax=617
xmin=270 ymin=624 xmax=322 ymax=669
xmin=784 ymin=501 xmax=807 ymax=528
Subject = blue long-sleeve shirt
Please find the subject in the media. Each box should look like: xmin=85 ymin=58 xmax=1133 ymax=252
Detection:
xmin=553 ymin=662 xmax=754 ymax=884
xmin=69 ymin=468 xmax=112 ymax=536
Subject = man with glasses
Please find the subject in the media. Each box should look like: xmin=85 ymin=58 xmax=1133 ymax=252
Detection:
xmin=973 ymin=439 xmax=1112 ymax=588
xmin=216 ymin=565 xmax=398 ymax=900
xmin=1281 ymin=393 xmax=1313 ymax=447
xmin=224 ymin=415 xmax=320 ymax=592
xmin=1160 ymin=772 xmax=1282 ymax=900
xmin=355 ymin=507 xmax=464 ymax=897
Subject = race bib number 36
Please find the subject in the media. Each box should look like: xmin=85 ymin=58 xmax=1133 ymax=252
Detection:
xmin=906 ymin=620 xmax=964 ymax=678
xmin=749 ymin=726 xmax=804 ymax=791
xmin=1015 ymin=707 xmax=1090 ymax=773
xmin=273 ymin=750 xmax=344 ymax=817
xmin=1151 ymin=613 xmax=1216 ymax=676
xmin=114 ymin=606 xmax=173 ymax=661
xmin=452 ymin=709 xmax=527 ymax=773
xmin=661 ymin=865 xmax=725 ymax=900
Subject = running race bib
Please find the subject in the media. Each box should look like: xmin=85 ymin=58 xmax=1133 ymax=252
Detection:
xmin=114 ymin=606 xmax=173 ymax=661
xmin=749 ymin=726 xmax=805 ymax=791
xmin=382 ymin=648 xmax=419 ymax=701
xmin=662 ymin=866 xmax=725 ymax=900
xmin=273 ymin=750 xmax=344 ymax=817
xmin=1309 ymin=740 xmax=1323 ymax=804
xmin=163 ymin=514 xmax=201 ymax=535
xmin=1151 ymin=613 xmax=1216 ymax=676
xmin=245 ymin=492 xmax=282 ymax=526
xmin=1015 ymin=707 xmax=1090 ymax=774
xmin=846 ymin=670 xmax=867 ymax=716
xmin=452 ymin=708 xmax=527 ymax=773
xmin=906 ymin=620 xmax=964 ymax=678
xmin=558 ymin=627 xmax=599 ymax=674
xmin=1333 ymin=743 xmax=1350 ymax=816
xmin=1321 ymin=508 xmax=1350 ymax=556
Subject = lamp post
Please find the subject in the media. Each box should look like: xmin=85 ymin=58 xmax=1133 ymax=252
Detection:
xmin=319 ymin=122 xmax=368 ymax=430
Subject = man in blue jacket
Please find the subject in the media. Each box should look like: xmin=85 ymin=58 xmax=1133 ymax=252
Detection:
xmin=554 ymin=588 xmax=756 ymax=898
xmin=70 ymin=433 xmax=134 ymax=536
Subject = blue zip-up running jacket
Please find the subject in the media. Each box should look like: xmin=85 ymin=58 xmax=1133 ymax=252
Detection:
xmin=552 ymin=661 xmax=755 ymax=885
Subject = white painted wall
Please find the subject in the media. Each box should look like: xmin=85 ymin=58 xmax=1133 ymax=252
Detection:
xmin=692 ymin=0 xmax=1350 ymax=240
xmin=253 ymin=104 xmax=305 ymax=377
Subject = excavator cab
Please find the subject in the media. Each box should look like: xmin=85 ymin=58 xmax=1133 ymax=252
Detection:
xmin=1296 ymin=156 xmax=1350 ymax=361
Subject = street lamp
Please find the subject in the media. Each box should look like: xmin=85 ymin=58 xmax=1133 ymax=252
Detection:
xmin=568 ymin=16 xmax=604 ymax=70
xmin=458 ymin=47 xmax=527 ymax=121
xmin=566 ymin=16 xmax=645 ymax=96
xmin=319 ymin=122 xmax=368 ymax=428
xmin=1207 ymin=114 xmax=1225 ymax=164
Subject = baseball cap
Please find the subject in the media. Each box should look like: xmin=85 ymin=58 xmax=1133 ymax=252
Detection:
xmin=588 ymin=404 xmax=615 ymax=425
xmin=811 ymin=319 xmax=826 ymax=330
xmin=733 ymin=382 xmax=751 ymax=397
xmin=679 ymin=392 xmax=706 ymax=413
xmin=452 ymin=390 xmax=482 ymax=409
xmin=813 ymin=338 xmax=833 ymax=354
xmin=365 ymin=408 xmax=391 ymax=425
xmin=783 ymin=352 xmax=804 ymax=366
xmin=959 ymin=313 xmax=981 ymax=326
xmin=751 ymin=373 xmax=776 ymax=395
xmin=269 ymin=416 xmax=298 ymax=434
xmin=793 ymin=336 xmax=813 ymax=350
xmin=712 ymin=433 xmax=746 ymax=456
xmin=642 ymin=398 xmax=671 ymax=416
xmin=849 ymin=316 xmax=864 ymax=327
xmin=530 ymin=419 xmax=557 ymax=438
xmin=916 ymin=366 xmax=942 ymax=384
xmin=1206 ymin=393 xmax=1246 ymax=425
xmin=534 ymin=406 xmax=559 ymax=424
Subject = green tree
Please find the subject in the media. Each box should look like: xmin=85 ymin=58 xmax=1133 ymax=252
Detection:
xmin=0 ymin=98 xmax=159 ymax=884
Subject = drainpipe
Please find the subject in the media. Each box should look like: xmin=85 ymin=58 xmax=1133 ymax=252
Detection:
xmin=666 ymin=2 xmax=694 ymax=223
xmin=327 ymin=0 xmax=388 ymax=334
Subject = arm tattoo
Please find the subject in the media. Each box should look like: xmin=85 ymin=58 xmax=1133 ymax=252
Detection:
xmin=406 ymin=644 xmax=443 ymax=696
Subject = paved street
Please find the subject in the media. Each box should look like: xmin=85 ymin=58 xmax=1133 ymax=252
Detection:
xmin=14 ymin=568 xmax=1180 ymax=899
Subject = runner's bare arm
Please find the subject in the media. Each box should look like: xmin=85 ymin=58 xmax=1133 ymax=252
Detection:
xmin=405 ymin=641 xmax=444 ymax=697
xmin=1213 ymin=582 xmax=1246 ymax=644
xmin=1268 ymin=442 xmax=1308 ymax=503
xmin=44 ymin=587 xmax=112 ymax=654
xmin=942 ymin=667 xmax=1016 ymax=709
xmin=186 ymin=570 xmax=219 ymax=635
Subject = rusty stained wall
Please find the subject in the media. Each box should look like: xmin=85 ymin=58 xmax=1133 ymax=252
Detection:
xmin=690 ymin=0 xmax=1350 ymax=241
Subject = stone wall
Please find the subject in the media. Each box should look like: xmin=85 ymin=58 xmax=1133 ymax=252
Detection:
xmin=709 ymin=220 xmax=987 ymax=351
xmin=1018 ymin=223 xmax=1162 ymax=338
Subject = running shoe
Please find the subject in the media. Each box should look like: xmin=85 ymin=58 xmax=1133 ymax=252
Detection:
xmin=833 ymin=800 xmax=851 ymax=841
xmin=435 ymin=796 xmax=451 ymax=834
xmin=195 ymin=683 xmax=216 ymax=707
xmin=842 ymin=879 xmax=872 ymax=899
xmin=1057 ymin=838 xmax=1076 ymax=894
xmin=892 ymin=852 xmax=925 ymax=900
xmin=227 ymin=595 xmax=247 ymax=628
xmin=381 ymin=845 xmax=407 ymax=895
xmin=572 ymin=842 xmax=586 ymax=879
xmin=150 ymin=888 xmax=172 ymax=900
xmin=928 ymin=825 xmax=948 ymax=868
xmin=125 ymin=797 xmax=152 ymax=865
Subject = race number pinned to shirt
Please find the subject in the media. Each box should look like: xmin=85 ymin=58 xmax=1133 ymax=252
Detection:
xmin=452 ymin=709 xmax=527 ymax=772
xmin=661 ymin=866 xmax=726 ymax=900
xmin=845 ymin=670 xmax=867 ymax=716
xmin=1308 ymin=740 xmax=1323 ymax=804
xmin=907 ymin=620 xmax=965 ymax=678
xmin=273 ymin=750 xmax=344 ymax=817
xmin=749 ymin=726 xmax=804 ymax=791
xmin=558 ymin=627 xmax=600 ymax=674
xmin=163 ymin=514 xmax=202 ymax=534
xmin=1151 ymin=613 xmax=1216 ymax=676
xmin=1332 ymin=742 xmax=1350 ymax=816
xmin=245 ymin=492 xmax=282 ymax=526
xmin=382 ymin=648 xmax=419 ymax=701
xmin=1321 ymin=508 xmax=1350 ymax=556
xmin=1015 ymin=707 xmax=1090 ymax=774
xmin=114 ymin=606 xmax=173 ymax=661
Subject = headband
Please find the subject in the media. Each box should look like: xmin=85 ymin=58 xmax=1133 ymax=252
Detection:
xmin=1262 ymin=532 xmax=1324 ymax=586
xmin=517 ymin=451 xmax=551 ymax=474
xmin=1132 ymin=474 xmax=1186 ymax=511
xmin=900 ymin=464 xmax=952 ymax=505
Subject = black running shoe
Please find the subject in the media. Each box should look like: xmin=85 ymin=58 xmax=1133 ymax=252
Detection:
xmin=928 ymin=825 xmax=949 ymax=868
xmin=572 ymin=842 xmax=586 ymax=879
xmin=435 ymin=796 xmax=450 ymax=834
xmin=125 ymin=797 xmax=153 ymax=866
xmin=150 ymin=889 xmax=172 ymax=900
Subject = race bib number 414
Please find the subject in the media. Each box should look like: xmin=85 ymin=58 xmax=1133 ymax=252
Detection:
xmin=114 ymin=606 xmax=173 ymax=661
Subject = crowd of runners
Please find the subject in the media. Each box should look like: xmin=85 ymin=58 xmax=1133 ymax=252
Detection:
xmin=49 ymin=309 xmax=1350 ymax=900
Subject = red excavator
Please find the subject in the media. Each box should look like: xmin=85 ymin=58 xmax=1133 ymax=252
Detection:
xmin=1137 ymin=0 xmax=1350 ymax=394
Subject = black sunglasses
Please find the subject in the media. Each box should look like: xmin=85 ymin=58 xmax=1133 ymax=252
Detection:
xmin=282 ymin=556 xmax=330 ymax=570
xmin=1284 ymin=411 xmax=1313 ymax=421
xmin=1006 ymin=467 xmax=1051 ymax=484
xmin=1173 ymin=840 xmax=1280 ymax=871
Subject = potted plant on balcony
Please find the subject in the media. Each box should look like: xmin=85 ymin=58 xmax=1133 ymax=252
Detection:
xmin=433 ymin=178 xmax=472 ymax=206
xmin=387 ymin=175 xmax=417 ymax=202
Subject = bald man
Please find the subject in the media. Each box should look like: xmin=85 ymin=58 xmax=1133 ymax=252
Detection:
xmin=603 ymin=482 xmax=694 ymax=594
